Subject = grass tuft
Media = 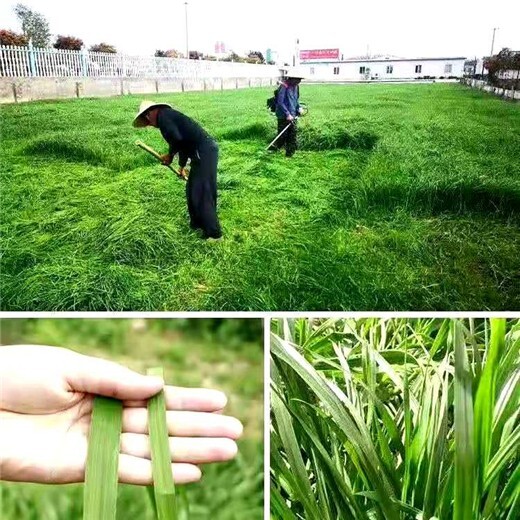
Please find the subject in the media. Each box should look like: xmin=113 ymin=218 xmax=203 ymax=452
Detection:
xmin=271 ymin=318 xmax=520 ymax=520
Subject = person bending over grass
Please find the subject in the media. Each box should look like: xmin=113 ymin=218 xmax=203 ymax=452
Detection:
xmin=0 ymin=345 xmax=242 ymax=484
xmin=133 ymin=101 xmax=222 ymax=239
xmin=269 ymin=68 xmax=306 ymax=157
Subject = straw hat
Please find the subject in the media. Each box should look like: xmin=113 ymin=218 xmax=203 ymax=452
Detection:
xmin=284 ymin=67 xmax=306 ymax=79
xmin=133 ymin=100 xmax=172 ymax=127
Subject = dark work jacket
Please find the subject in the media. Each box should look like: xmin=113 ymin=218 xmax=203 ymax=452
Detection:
xmin=275 ymin=81 xmax=300 ymax=119
xmin=157 ymin=107 xmax=214 ymax=168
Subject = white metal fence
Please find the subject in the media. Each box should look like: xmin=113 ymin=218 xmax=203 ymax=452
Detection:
xmin=0 ymin=44 xmax=279 ymax=79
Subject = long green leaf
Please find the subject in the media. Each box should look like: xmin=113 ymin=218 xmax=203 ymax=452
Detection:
xmin=453 ymin=320 xmax=475 ymax=520
xmin=147 ymin=367 xmax=177 ymax=520
xmin=83 ymin=396 xmax=123 ymax=520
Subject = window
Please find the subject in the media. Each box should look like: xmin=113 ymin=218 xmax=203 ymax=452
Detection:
xmin=310 ymin=67 xmax=315 ymax=75
xmin=333 ymin=66 xmax=340 ymax=75
xmin=359 ymin=66 xmax=366 ymax=74
xmin=386 ymin=65 xmax=393 ymax=74
xmin=444 ymin=63 xmax=452 ymax=74
xmin=415 ymin=64 xmax=422 ymax=73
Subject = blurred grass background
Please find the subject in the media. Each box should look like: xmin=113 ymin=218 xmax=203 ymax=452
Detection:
xmin=0 ymin=318 xmax=264 ymax=519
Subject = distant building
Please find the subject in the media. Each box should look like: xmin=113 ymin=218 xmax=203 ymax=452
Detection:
xmin=300 ymin=55 xmax=466 ymax=81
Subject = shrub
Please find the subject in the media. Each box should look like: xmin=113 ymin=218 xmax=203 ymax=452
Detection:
xmin=0 ymin=29 xmax=28 ymax=46
xmin=54 ymin=35 xmax=83 ymax=50
xmin=89 ymin=43 xmax=117 ymax=53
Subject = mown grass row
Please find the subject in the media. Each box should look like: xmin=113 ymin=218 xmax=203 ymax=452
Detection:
xmin=270 ymin=318 xmax=520 ymax=519
xmin=1 ymin=84 xmax=519 ymax=310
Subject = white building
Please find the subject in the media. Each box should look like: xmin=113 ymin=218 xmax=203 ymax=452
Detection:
xmin=300 ymin=56 xmax=466 ymax=81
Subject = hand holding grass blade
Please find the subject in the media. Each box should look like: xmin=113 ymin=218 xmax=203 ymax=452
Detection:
xmin=135 ymin=140 xmax=188 ymax=180
xmin=83 ymin=396 xmax=123 ymax=520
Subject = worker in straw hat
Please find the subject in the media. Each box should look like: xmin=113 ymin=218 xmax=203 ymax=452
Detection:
xmin=268 ymin=67 xmax=306 ymax=157
xmin=133 ymin=100 xmax=222 ymax=239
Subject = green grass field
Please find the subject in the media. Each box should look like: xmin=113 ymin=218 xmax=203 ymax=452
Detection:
xmin=0 ymin=319 xmax=264 ymax=520
xmin=1 ymin=83 xmax=519 ymax=310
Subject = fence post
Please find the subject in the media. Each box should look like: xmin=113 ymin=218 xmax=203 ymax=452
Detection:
xmin=28 ymin=39 xmax=36 ymax=77
xmin=80 ymin=46 xmax=88 ymax=76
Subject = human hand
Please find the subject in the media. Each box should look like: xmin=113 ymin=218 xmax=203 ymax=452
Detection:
xmin=286 ymin=115 xmax=294 ymax=122
xmin=160 ymin=154 xmax=173 ymax=166
xmin=0 ymin=345 xmax=242 ymax=485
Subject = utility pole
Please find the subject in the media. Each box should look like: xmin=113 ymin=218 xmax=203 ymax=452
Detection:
xmin=482 ymin=27 xmax=499 ymax=77
xmin=490 ymin=27 xmax=498 ymax=56
xmin=185 ymin=2 xmax=189 ymax=59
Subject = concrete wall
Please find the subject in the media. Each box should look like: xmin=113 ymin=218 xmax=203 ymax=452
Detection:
xmin=461 ymin=78 xmax=520 ymax=101
xmin=0 ymin=75 xmax=277 ymax=104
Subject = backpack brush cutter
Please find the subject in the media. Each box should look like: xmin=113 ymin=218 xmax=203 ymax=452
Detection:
xmin=265 ymin=95 xmax=309 ymax=151
xmin=135 ymin=140 xmax=188 ymax=181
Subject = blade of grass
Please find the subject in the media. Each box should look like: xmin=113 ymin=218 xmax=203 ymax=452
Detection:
xmin=271 ymin=362 xmax=321 ymax=519
xmin=83 ymin=396 xmax=123 ymax=520
xmin=147 ymin=367 xmax=177 ymax=520
xmin=474 ymin=318 xmax=506 ymax=496
xmin=271 ymin=332 xmax=400 ymax=520
xmin=453 ymin=320 xmax=475 ymax=520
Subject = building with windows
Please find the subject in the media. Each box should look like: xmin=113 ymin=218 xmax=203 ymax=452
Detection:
xmin=301 ymin=56 xmax=466 ymax=81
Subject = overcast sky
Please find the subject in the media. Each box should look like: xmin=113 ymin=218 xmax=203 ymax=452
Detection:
xmin=1 ymin=0 xmax=519 ymax=61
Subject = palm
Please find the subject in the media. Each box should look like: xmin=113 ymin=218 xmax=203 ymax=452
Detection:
xmin=2 ymin=393 xmax=95 ymax=483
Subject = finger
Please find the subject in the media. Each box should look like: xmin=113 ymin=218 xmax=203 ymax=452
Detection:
xmin=120 ymin=433 xmax=238 ymax=463
xmin=118 ymin=454 xmax=201 ymax=485
xmin=66 ymin=354 xmax=164 ymax=400
xmin=122 ymin=410 xmax=243 ymax=439
xmin=124 ymin=387 xmax=227 ymax=411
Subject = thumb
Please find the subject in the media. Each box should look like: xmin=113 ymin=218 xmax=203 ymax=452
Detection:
xmin=66 ymin=354 xmax=164 ymax=400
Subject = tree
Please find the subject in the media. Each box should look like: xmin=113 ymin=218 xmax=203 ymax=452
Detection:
xmin=155 ymin=49 xmax=183 ymax=58
xmin=247 ymin=50 xmax=265 ymax=64
xmin=14 ymin=3 xmax=50 ymax=47
xmin=165 ymin=49 xmax=183 ymax=58
xmin=189 ymin=50 xmax=203 ymax=60
xmin=222 ymin=51 xmax=245 ymax=63
xmin=0 ymin=29 xmax=28 ymax=46
xmin=89 ymin=43 xmax=117 ymax=53
xmin=484 ymin=48 xmax=520 ymax=88
xmin=54 ymin=35 xmax=83 ymax=50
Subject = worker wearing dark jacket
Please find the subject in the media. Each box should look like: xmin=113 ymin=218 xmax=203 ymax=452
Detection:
xmin=271 ymin=68 xmax=305 ymax=157
xmin=133 ymin=100 xmax=222 ymax=239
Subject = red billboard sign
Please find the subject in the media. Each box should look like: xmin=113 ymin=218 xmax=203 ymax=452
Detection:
xmin=300 ymin=49 xmax=340 ymax=61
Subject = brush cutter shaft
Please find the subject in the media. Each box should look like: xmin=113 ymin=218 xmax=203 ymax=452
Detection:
xmin=135 ymin=140 xmax=187 ymax=180
xmin=266 ymin=118 xmax=297 ymax=150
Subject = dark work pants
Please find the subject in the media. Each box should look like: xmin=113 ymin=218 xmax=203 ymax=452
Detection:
xmin=186 ymin=140 xmax=222 ymax=239
xmin=275 ymin=117 xmax=297 ymax=156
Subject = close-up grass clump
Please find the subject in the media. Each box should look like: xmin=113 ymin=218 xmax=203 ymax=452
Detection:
xmin=1 ymin=83 xmax=520 ymax=310
xmin=0 ymin=318 xmax=264 ymax=520
xmin=270 ymin=317 xmax=519 ymax=519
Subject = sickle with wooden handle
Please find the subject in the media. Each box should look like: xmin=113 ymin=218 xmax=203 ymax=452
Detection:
xmin=135 ymin=140 xmax=188 ymax=181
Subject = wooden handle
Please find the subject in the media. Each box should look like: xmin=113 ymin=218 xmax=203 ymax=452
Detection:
xmin=135 ymin=140 xmax=187 ymax=181
xmin=135 ymin=140 xmax=164 ymax=162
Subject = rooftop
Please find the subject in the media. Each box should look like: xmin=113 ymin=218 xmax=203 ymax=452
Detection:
xmin=303 ymin=56 xmax=467 ymax=64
